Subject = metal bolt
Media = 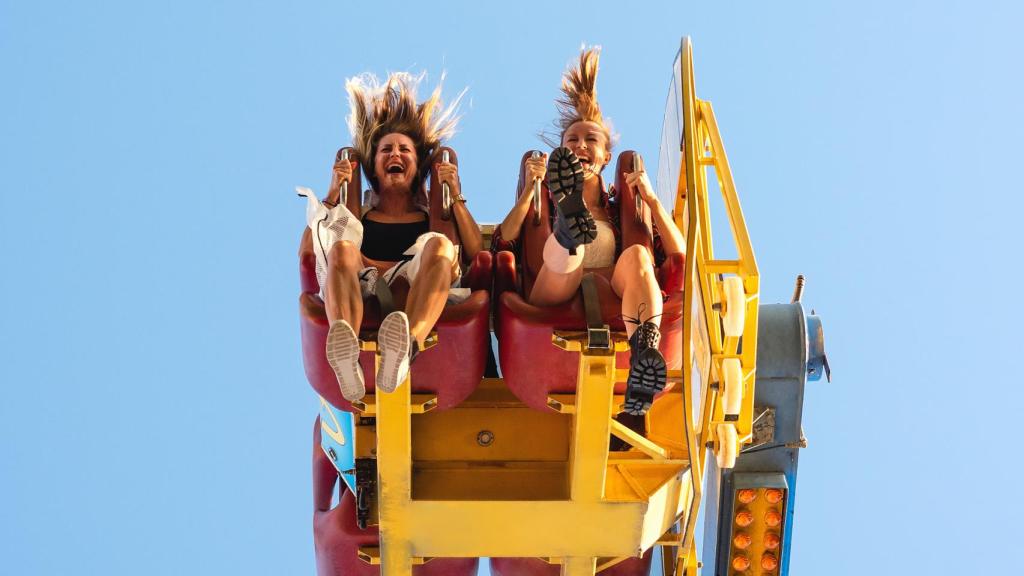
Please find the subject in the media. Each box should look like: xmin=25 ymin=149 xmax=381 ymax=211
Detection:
xmin=327 ymin=447 xmax=337 ymax=461
xmin=477 ymin=430 xmax=495 ymax=447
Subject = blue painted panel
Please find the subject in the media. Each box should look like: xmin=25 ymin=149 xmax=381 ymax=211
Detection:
xmin=318 ymin=398 xmax=356 ymax=494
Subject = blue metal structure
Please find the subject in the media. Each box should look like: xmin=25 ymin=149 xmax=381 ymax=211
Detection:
xmin=702 ymin=301 xmax=828 ymax=575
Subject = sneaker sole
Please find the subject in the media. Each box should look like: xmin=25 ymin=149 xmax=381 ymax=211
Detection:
xmin=547 ymin=147 xmax=597 ymax=246
xmin=326 ymin=320 xmax=365 ymax=401
xmin=376 ymin=312 xmax=411 ymax=393
xmin=623 ymin=347 xmax=667 ymax=416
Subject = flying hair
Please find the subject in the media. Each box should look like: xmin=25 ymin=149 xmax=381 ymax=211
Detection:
xmin=542 ymin=46 xmax=616 ymax=150
xmin=346 ymin=71 xmax=464 ymax=192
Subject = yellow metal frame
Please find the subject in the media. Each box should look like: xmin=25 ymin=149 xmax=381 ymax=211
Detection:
xmin=340 ymin=37 xmax=758 ymax=576
xmin=660 ymin=37 xmax=760 ymax=575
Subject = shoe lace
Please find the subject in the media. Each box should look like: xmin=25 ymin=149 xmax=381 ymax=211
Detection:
xmin=623 ymin=303 xmax=663 ymax=349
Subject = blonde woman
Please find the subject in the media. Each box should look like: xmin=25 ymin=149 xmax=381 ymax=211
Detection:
xmin=493 ymin=48 xmax=684 ymax=415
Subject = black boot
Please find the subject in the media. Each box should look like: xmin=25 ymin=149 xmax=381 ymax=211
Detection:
xmin=547 ymin=147 xmax=597 ymax=252
xmin=623 ymin=320 xmax=667 ymax=416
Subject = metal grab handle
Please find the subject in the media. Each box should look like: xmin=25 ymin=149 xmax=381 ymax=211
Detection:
xmin=633 ymin=153 xmax=645 ymax=223
xmin=339 ymin=149 xmax=350 ymax=207
xmin=441 ymin=149 xmax=452 ymax=220
xmin=531 ymin=150 xmax=543 ymax=225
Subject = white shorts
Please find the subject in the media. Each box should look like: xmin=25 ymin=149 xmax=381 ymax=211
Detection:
xmin=298 ymin=187 xmax=467 ymax=303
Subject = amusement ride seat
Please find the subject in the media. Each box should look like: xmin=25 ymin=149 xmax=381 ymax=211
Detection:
xmin=495 ymin=150 xmax=685 ymax=412
xmin=299 ymin=147 xmax=492 ymax=413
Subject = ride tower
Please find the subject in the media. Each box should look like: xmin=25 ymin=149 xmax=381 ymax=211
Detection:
xmin=298 ymin=37 xmax=828 ymax=576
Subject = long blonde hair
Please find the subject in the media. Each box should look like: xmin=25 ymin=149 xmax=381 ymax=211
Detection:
xmin=552 ymin=47 xmax=614 ymax=150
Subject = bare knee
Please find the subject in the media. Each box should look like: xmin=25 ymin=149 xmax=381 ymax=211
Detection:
xmin=422 ymin=236 xmax=456 ymax=264
xmin=327 ymin=240 xmax=361 ymax=272
xmin=620 ymin=244 xmax=654 ymax=275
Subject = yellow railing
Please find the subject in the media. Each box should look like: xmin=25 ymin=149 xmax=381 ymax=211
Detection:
xmin=672 ymin=36 xmax=761 ymax=574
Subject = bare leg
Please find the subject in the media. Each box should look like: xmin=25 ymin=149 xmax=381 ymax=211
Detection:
xmin=529 ymin=234 xmax=586 ymax=307
xmin=324 ymin=240 xmax=366 ymax=401
xmin=405 ymin=236 xmax=457 ymax=346
xmin=611 ymin=244 xmax=662 ymax=339
xmin=613 ymin=245 xmax=666 ymax=416
xmin=325 ymin=240 xmax=364 ymax=330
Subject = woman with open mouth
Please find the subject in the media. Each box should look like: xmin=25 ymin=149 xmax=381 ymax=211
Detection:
xmin=298 ymin=71 xmax=481 ymax=400
xmin=493 ymin=47 xmax=685 ymax=416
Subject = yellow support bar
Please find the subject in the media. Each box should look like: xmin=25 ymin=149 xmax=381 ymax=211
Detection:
xmin=376 ymin=362 xmax=413 ymax=576
xmin=570 ymin=348 xmax=616 ymax=502
xmin=609 ymin=419 xmax=670 ymax=460
xmin=666 ymin=36 xmax=763 ymax=566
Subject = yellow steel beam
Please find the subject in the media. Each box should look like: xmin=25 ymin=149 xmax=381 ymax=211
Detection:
xmin=569 ymin=349 xmax=616 ymax=502
xmin=595 ymin=556 xmax=631 ymax=573
xmin=678 ymin=37 xmax=704 ymax=561
xmin=609 ymin=419 xmax=670 ymax=460
xmin=375 ymin=361 xmax=413 ymax=576
xmin=563 ymin=556 xmax=597 ymax=576
xmin=356 ymin=547 xmax=428 ymax=566
xmin=351 ymin=394 xmax=437 ymax=415
xmin=405 ymin=500 xmax=644 ymax=557
xmin=403 ymin=467 xmax=690 ymax=559
xmin=697 ymin=101 xmax=758 ymax=282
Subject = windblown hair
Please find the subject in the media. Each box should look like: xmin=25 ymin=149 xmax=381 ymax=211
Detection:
xmin=556 ymin=47 xmax=604 ymax=131
xmin=346 ymin=71 xmax=463 ymax=193
xmin=543 ymin=46 xmax=615 ymax=151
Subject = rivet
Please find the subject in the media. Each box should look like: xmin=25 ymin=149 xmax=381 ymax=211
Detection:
xmin=477 ymin=430 xmax=495 ymax=447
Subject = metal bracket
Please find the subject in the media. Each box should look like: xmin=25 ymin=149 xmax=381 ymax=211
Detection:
xmin=587 ymin=326 xmax=611 ymax=351
xmin=354 ymin=458 xmax=377 ymax=530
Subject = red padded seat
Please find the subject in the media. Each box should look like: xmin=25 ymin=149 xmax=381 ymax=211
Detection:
xmin=313 ymin=420 xmax=478 ymax=576
xmin=299 ymin=147 xmax=492 ymax=411
xmin=495 ymin=151 xmax=684 ymax=412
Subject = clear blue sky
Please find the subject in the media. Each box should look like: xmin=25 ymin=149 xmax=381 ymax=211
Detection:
xmin=2 ymin=1 xmax=1021 ymax=574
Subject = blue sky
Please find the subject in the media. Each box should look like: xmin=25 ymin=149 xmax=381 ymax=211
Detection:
xmin=2 ymin=1 xmax=1021 ymax=574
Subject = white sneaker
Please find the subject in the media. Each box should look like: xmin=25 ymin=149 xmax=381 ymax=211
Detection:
xmin=376 ymin=311 xmax=412 ymax=393
xmin=326 ymin=319 xmax=365 ymax=401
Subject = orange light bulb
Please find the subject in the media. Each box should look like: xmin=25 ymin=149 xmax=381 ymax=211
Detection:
xmin=765 ymin=488 xmax=784 ymax=504
xmin=737 ymin=489 xmax=756 ymax=503
xmin=735 ymin=510 xmax=754 ymax=527
xmin=764 ymin=532 xmax=781 ymax=550
xmin=732 ymin=555 xmax=750 ymax=571
xmin=761 ymin=552 xmax=779 ymax=571
xmin=733 ymin=532 xmax=752 ymax=549
xmin=765 ymin=510 xmax=782 ymax=527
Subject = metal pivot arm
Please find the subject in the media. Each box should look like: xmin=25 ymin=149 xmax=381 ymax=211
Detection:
xmin=532 ymin=150 xmax=543 ymax=225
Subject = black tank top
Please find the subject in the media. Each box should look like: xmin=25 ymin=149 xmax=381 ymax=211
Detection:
xmin=360 ymin=213 xmax=430 ymax=262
